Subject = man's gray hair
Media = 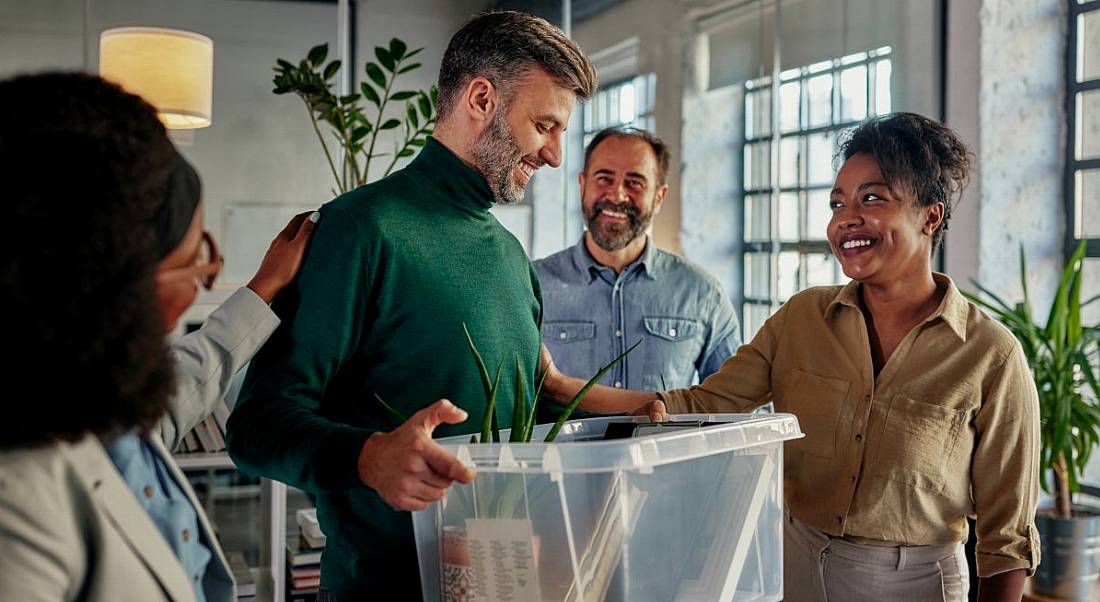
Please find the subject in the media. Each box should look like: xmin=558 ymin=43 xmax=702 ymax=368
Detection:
xmin=437 ymin=11 xmax=598 ymax=119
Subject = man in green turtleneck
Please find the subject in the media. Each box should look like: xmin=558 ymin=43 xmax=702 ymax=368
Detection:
xmin=225 ymin=11 xmax=597 ymax=601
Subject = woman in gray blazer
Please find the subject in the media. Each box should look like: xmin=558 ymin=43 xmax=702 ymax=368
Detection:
xmin=0 ymin=73 xmax=315 ymax=602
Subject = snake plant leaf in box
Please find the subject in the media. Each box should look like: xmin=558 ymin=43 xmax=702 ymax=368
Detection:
xmin=487 ymin=360 xmax=504 ymax=444
xmin=510 ymin=355 xmax=527 ymax=443
xmin=462 ymin=323 xmax=641 ymax=443
xmin=372 ymin=392 xmax=409 ymax=425
xmin=379 ymin=325 xmax=642 ymax=447
xmin=463 ymin=323 xmax=504 ymax=444
xmin=525 ymin=368 xmax=549 ymax=443
xmin=462 ymin=323 xmax=493 ymax=402
xmin=543 ymin=338 xmax=643 ymax=442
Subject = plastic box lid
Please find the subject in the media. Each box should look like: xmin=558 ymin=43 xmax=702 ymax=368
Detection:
xmin=437 ymin=413 xmax=803 ymax=475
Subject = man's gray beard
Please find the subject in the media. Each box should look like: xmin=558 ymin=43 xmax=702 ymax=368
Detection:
xmin=585 ymin=200 xmax=654 ymax=251
xmin=472 ymin=108 xmax=525 ymax=205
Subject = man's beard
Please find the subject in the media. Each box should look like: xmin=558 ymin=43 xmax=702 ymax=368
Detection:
xmin=585 ymin=199 xmax=654 ymax=251
xmin=471 ymin=108 xmax=528 ymax=205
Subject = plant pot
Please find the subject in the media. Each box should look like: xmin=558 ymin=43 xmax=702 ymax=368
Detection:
xmin=1032 ymin=506 xmax=1100 ymax=601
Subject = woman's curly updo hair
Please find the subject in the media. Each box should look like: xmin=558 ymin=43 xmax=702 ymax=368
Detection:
xmin=837 ymin=112 xmax=973 ymax=252
xmin=0 ymin=73 xmax=177 ymax=448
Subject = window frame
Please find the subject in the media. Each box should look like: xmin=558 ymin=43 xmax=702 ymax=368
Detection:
xmin=739 ymin=48 xmax=893 ymax=337
xmin=1066 ymin=0 xmax=1100 ymax=260
xmin=581 ymin=73 xmax=658 ymax=146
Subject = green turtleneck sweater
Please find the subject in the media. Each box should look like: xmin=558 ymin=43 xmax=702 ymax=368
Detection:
xmin=226 ymin=138 xmax=543 ymax=599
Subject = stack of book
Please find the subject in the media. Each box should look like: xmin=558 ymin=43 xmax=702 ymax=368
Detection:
xmin=177 ymin=398 xmax=232 ymax=453
xmin=286 ymin=508 xmax=325 ymax=601
xmin=297 ymin=508 xmax=327 ymax=549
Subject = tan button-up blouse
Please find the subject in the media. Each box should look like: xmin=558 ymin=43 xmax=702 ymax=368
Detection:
xmin=659 ymin=273 xmax=1040 ymax=578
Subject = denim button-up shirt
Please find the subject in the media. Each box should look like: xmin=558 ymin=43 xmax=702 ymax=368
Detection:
xmin=534 ymin=237 xmax=740 ymax=391
xmin=105 ymin=433 xmax=212 ymax=602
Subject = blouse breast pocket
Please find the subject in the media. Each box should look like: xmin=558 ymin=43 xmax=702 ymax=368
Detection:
xmin=780 ymin=370 xmax=851 ymax=458
xmin=874 ymin=395 xmax=967 ymax=492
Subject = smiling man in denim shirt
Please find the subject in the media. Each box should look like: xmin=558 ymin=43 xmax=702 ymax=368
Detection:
xmin=535 ymin=127 xmax=740 ymax=391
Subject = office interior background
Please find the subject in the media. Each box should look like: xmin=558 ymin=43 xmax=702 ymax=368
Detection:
xmin=1 ymin=0 xmax=1097 ymax=600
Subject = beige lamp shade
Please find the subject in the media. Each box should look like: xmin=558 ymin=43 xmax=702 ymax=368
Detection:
xmin=99 ymin=27 xmax=213 ymax=129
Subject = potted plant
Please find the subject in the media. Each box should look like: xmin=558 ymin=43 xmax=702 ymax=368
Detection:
xmin=375 ymin=328 xmax=642 ymax=600
xmin=965 ymin=241 xmax=1100 ymax=600
xmin=375 ymin=325 xmax=641 ymax=446
xmin=272 ymin=39 xmax=437 ymax=194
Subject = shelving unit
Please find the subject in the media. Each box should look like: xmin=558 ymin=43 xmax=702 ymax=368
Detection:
xmin=265 ymin=479 xmax=288 ymax=602
xmin=176 ymin=453 xmax=291 ymax=602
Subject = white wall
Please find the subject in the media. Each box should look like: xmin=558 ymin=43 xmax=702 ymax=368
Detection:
xmin=975 ymin=0 xmax=1065 ymax=311
xmin=942 ymin=0 xmax=1068 ymax=314
xmin=943 ymin=0 xmax=982 ymax=288
xmin=944 ymin=0 xmax=1066 ymax=308
xmin=0 ymin=1 xmax=86 ymax=74
xmin=680 ymin=79 xmax=743 ymax=299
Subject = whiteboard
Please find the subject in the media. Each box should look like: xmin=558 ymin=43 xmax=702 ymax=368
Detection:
xmin=223 ymin=203 xmax=318 ymax=285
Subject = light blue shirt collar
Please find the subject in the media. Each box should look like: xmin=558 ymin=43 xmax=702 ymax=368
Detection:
xmin=569 ymin=235 xmax=659 ymax=283
xmin=104 ymin=432 xmax=212 ymax=602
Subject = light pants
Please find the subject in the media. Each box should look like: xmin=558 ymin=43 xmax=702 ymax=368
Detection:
xmin=783 ymin=513 xmax=969 ymax=602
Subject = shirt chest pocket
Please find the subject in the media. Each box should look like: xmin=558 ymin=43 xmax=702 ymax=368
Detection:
xmin=642 ymin=317 xmax=703 ymax=390
xmin=780 ymin=370 xmax=850 ymax=458
xmin=874 ymin=396 xmax=967 ymax=492
xmin=543 ymin=320 xmax=597 ymax=376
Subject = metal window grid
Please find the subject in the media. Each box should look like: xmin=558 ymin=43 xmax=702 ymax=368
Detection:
xmin=1066 ymin=0 xmax=1100 ymax=259
xmin=739 ymin=48 xmax=893 ymax=338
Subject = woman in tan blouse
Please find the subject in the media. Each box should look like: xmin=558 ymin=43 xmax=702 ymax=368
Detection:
xmin=542 ymin=112 xmax=1040 ymax=602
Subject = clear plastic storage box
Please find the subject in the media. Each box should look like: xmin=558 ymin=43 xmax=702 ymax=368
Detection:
xmin=412 ymin=413 xmax=803 ymax=602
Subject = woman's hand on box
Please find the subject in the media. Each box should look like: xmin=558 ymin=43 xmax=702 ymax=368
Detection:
xmin=631 ymin=399 xmax=667 ymax=422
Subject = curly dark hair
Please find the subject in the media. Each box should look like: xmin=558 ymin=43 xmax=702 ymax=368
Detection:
xmin=837 ymin=112 xmax=973 ymax=252
xmin=0 ymin=73 xmax=177 ymax=449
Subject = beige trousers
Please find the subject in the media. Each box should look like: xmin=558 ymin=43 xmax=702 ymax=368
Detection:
xmin=783 ymin=513 xmax=969 ymax=602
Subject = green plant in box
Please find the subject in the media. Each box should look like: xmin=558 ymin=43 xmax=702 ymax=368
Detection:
xmin=461 ymin=323 xmax=641 ymax=443
xmin=372 ymin=326 xmax=640 ymax=444
xmin=373 ymin=326 xmax=641 ymax=518
xmin=460 ymin=324 xmax=641 ymax=521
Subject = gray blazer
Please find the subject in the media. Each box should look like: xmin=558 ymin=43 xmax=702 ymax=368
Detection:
xmin=0 ymin=288 xmax=279 ymax=602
